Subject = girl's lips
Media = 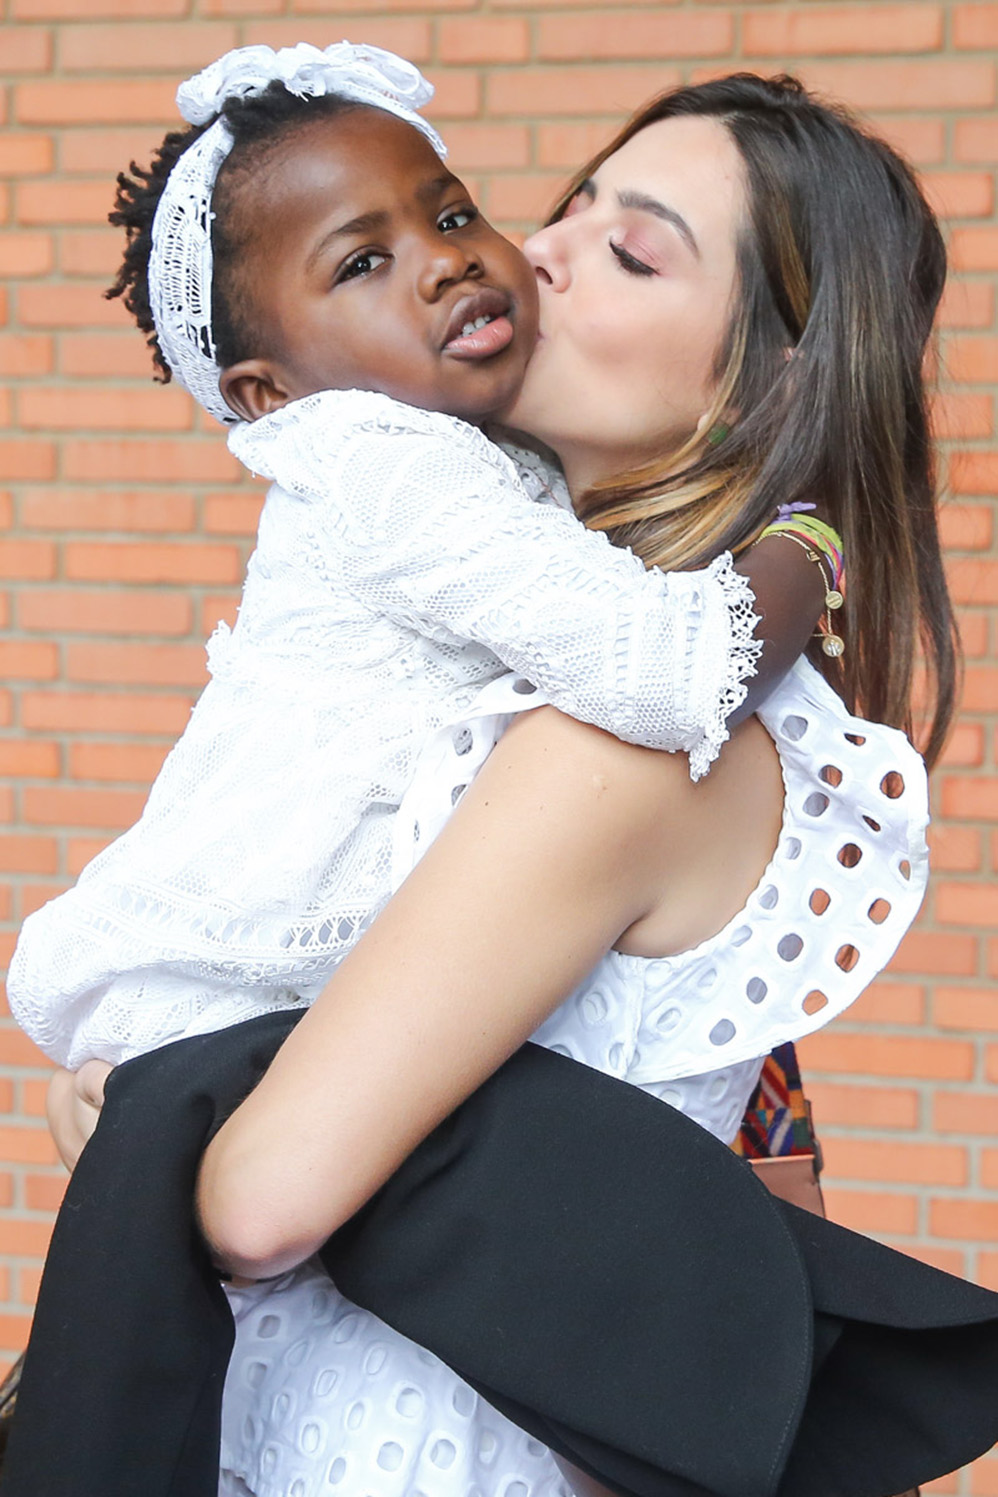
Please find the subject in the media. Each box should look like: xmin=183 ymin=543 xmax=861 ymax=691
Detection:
xmin=443 ymin=314 xmax=515 ymax=360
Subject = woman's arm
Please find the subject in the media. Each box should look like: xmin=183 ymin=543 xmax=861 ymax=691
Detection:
xmin=198 ymin=706 xmax=782 ymax=1279
xmin=733 ymin=535 xmax=825 ymax=720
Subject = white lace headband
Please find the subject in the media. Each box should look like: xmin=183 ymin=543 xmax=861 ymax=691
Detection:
xmin=147 ymin=42 xmax=447 ymax=426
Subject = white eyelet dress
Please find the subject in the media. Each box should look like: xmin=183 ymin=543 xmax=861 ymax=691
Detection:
xmin=219 ymin=655 xmax=929 ymax=1497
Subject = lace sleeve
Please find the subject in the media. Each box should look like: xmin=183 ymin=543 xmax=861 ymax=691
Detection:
xmin=231 ymin=391 xmax=761 ymax=777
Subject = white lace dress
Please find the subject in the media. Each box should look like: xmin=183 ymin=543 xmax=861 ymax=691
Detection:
xmin=7 ymin=390 xmax=758 ymax=1070
xmin=219 ymin=655 xmax=929 ymax=1497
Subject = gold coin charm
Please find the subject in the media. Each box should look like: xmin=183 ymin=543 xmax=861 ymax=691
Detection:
xmin=825 ymin=589 xmax=844 ymax=610
xmin=822 ymin=633 xmax=845 ymax=658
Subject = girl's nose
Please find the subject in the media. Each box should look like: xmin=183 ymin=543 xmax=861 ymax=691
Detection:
xmin=418 ymin=236 xmax=482 ymax=300
xmin=523 ymin=222 xmax=570 ymax=292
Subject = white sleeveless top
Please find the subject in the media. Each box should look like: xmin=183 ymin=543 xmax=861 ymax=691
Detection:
xmin=219 ymin=658 xmax=928 ymax=1497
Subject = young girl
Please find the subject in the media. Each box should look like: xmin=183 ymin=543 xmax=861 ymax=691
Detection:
xmin=8 ymin=42 xmax=812 ymax=1069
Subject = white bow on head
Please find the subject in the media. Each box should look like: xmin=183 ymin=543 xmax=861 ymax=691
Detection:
xmin=147 ymin=41 xmax=447 ymax=426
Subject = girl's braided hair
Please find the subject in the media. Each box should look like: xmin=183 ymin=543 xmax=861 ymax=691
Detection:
xmin=106 ymin=82 xmax=360 ymax=380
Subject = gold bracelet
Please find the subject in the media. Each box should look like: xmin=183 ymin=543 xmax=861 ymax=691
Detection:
xmin=756 ymin=529 xmax=845 ymax=659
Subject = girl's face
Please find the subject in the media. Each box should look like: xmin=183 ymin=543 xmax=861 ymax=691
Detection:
xmin=503 ymin=114 xmax=746 ymax=495
xmin=221 ymin=109 xmax=538 ymax=424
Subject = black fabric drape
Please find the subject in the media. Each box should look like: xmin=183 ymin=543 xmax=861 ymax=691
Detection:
xmin=3 ymin=1011 xmax=998 ymax=1497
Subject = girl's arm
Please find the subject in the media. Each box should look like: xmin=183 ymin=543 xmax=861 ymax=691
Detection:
xmin=198 ymin=705 xmax=781 ymax=1279
xmin=233 ymin=394 xmax=822 ymax=777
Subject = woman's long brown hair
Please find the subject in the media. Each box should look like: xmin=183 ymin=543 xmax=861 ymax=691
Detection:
xmin=549 ymin=74 xmax=958 ymax=767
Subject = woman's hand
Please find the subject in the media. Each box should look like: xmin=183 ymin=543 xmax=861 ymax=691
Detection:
xmin=46 ymin=1060 xmax=112 ymax=1171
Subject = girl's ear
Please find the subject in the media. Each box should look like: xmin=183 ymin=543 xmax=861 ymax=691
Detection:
xmin=219 ymin=361 xmax=293 ymax=424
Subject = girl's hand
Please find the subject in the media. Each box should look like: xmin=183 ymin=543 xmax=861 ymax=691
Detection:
xmin=46 ymin=1060 xmax=112 ymax=1171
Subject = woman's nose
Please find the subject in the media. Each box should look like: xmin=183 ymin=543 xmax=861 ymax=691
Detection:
xmin=523 ymin=222 xmax=570 ymax=292
xmin=417 ymin=235 xmax=482 ymax=300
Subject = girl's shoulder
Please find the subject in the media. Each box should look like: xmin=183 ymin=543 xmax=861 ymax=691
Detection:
xmin=228 ymin=389 xmax=509 ymax=492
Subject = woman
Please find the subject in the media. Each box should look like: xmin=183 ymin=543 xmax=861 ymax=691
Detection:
xmin=36 ymin=73 xmax=985 ymax=1497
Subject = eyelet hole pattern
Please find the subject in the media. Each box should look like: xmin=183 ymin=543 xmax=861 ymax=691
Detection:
xmin=837 ymin=842 xmax=863 ymax=868
xmin=835 ymin=943 xmax=860 ymax=972
xmin=880 ymin=770 xmax=905 ymax=799
xmin=803 ymin=990 xmax=828 ymax=1015
xmin=868 ymin=897 xmax=891 ymax=925
xmin=809 ymin=888 xmax=830 ymax=915
xmin=819 ymin=764 xmax=843 ymax=787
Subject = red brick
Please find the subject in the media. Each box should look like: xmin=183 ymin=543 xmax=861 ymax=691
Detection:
xmin=930 ymin=1199 xmax=998 ymax=1242
xmin=205 ymin=0 xmax=282 ymax=13
xmin=798 ymin=1030 xmax=975 ymax=1081
xmin=867 ymin=114 xmax=946 ymax=165
xmin=21 ymin=690 xmax=193 ymax=735
xmin=941 ymin=775 xmax=998 ymax=820
xmin=744 ymin=5 xmax=942 ymax=55
xmin=935 ymin=1092 xmax=998 ymax=1136
xmin=0 ymin=134 xmax=52 ymax=176
xmin=0 ymin=640 xmax=57 ymax=680
xmin=423 ymin=69 xmax=482 ymax=120
xmin=537 ymin=119 xmax=618 ymax=169
xmin=0 ymin=441 xmax=54 ymax=480
xmin=15 ymin=78 xmax=178 ymax=125
xmin=950 ymin=452 xmax=998 ymax=497
xmin=19 ymin=588 xmax=191 ymax=637
xmin=543 ymin=11 xmax=732 ymax=57
xmin=243 ymin=19 xmax=431 ymax=58
xmin=20 ymin=882 xmax=70 ymax=918
xmin=69 ymin=741 xmax=170 ymax=784
xmin=799 ymin=60 xmax=995 ymax=111
xmin=16 ymin=178 xmax=109 ymax=227
xmin=954 ymin=118 xmax=998 ymax=164
xmin=950 ymin=227 xmax=998 ymax=273
xmin=948 ymin=560 xmax=998 ymax=608
xmin=923 ymin=171 xmax=994 ymax=220
xmin=0 ymin=1026 xmax=52 ymax=1065
xmin=0 ymin=1217 xmax=53 ymax=1258
xmin=65 ymin=540 xmax=240 ymax=585
xmin=23 ymin=1173 xmax=66 ymax=1213
xmin=928 ymin=823 xmax=983 ymax=872
xmin=65 ymin=641 xmax=208 ymax=688
xmin=66 ymin=836 xmax=111 ymax=875
xmin=0 ymin=334 xmax=52 ymax=378
xmin=0 ymin=835 xmax=57 ymax=874
xmin=802 ymin=1081 xmax=919 ymax=1131
xmin=59 ymin=331 xmax=161 ymax=379
xmin=0 ymin=493 xmax=10 ymax=529
xmin=292 ymin=0 xmax=473 ymax=9
xmin=63 ymin=439 xmax=238 ymax=483
xmin=446 ymin=123 xmax=531 ymax=172
xmin=60 ymin=126 xmax=168 ymax=175
xmin=931 ymin=392 xmax=993 ymax=441
xmin=21 ymin=487 xmax=195 ymax=533
xmin=821 ymin=1188 xmax=918 ymax=1235
xmin=488 ymin=172 xmax=566 ymax=224
xmin=961 ymin=666 xmax=998 ymax=711
xmin=936 ymin=880 xmax=998 ymax=926
xmin=0 ymin=1124 xmax=58 ymax=1165
xmin=59 ymin=21 xmax=238 ymax=72
xmin=0 ymin=25 xmax=52 ymax=70
xmin=59 ymin=229 xmax=128 ymax=277
xmin=939 ymin=502 xmax=994 ymax=551
xmin=934 ymin=985 xmax=998 ymax=1032
xmin=201 ymin=593 xmax=239 ymax=634
xmin=0 ymin=539 xmax=55 ymax=579
xmin=439 ymin=17 xmax=530 ymax=62
xmin=947 ymin=336 xmax=998 ymax=383
xmin=203 ymin=491 xmax=264 ymax=537
xmin=954 ymin=2 xmax=998 ymax=46
xmin=0 ymin=231 xmax=52 ymax=277
xmin=19 ymin=385 xmax=191 ymax=433
xmin=0 ymin=741 xmax=59 ymax=777
xmin=18 ymin=282 xmax=128 ymax=329
xmin=848 ymin=979 xmax=925 ymax=1026
xmin=822 ymin=1136 xmax=967 ymax=1187
xmin=488 ymin=64 xmax=680 ymax=117
xmin=23 ymin=784 xmax=147 ymax=830
xmin=938 ymin=278 xmax=994 ymax=329
xmin=17 ymin=1264 xmax=43 ymax=1306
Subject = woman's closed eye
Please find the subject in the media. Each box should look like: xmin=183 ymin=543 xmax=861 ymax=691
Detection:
xmin=609 ymin=239 xmax=656 ymax=277
xmin=336 ymin=248 xmax=390 ymax=285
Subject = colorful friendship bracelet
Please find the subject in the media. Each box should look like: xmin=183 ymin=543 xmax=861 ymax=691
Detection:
xmin=757 ymin=513 xmax=846 ymax=659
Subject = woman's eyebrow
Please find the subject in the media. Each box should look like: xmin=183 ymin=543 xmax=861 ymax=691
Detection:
xmin=616 ymin=188 xmax=700 ymax=259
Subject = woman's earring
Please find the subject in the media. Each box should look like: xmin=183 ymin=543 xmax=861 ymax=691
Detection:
xmin=706 ymin=422 xmax=730 ymax=446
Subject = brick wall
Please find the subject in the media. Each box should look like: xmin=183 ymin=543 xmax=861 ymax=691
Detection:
xmin=1 ymin=0 xmax=996 ymax=1486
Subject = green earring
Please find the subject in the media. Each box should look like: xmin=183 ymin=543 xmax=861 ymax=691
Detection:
xmin=706 ymin=422 xmax=730 ymax=446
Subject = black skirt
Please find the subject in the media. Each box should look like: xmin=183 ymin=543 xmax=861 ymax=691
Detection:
xmin=3 ymin=1011 xmax=997 ymax=1497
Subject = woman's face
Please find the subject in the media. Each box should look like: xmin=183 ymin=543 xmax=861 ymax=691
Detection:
xmin=504 ymin=114 xmax=746 ymax=495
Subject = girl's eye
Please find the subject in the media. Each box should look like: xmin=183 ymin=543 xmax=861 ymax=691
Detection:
xmin=609 ymin=239 xmax=656 ymax=277
xmin=438 ymin=206 xmax=478 ymax=233
xmin=337 ymin=249 xmax=389 ymax=284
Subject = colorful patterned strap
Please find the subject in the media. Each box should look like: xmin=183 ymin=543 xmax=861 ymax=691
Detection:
xmin=732 ymin=1042 xmax=822 ymax=1164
